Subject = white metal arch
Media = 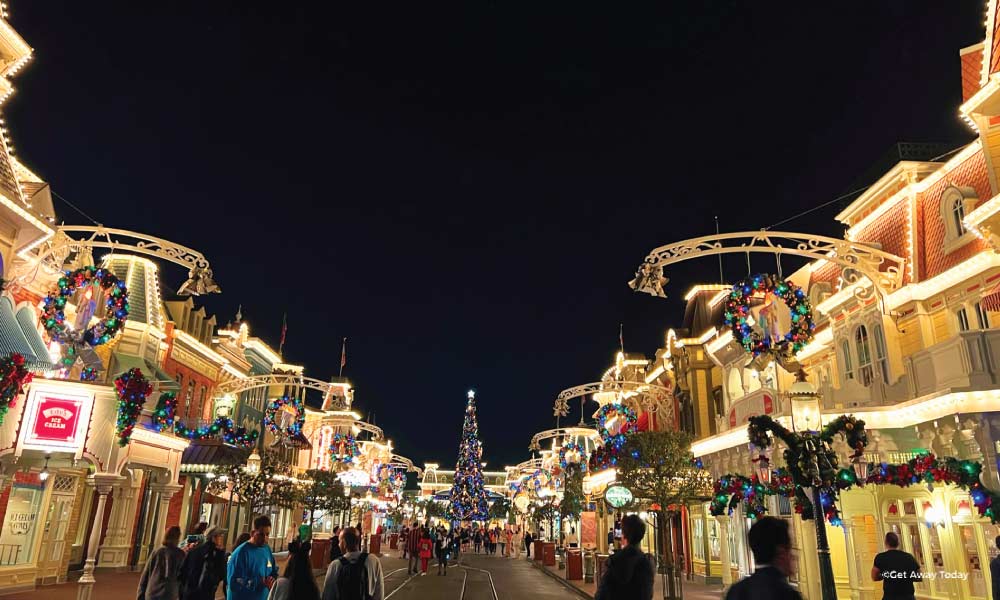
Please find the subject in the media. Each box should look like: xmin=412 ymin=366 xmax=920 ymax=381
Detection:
xmin=528 ymin=426 xmax=602 ymax=452
xmin=216 ymin=374 xmax=343 ymax=397
xmin=630 ymin=230 xmax=906 ymax=300
xmin=554 ymin=380 xmax=672 ymax=415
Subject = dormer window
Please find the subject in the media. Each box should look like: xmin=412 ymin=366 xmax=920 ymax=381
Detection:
xmin=940 ymin=185 xmax=978 ymax=252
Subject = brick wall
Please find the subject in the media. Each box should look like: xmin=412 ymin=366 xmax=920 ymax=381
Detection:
xmin=166 ymin=477 xmax=184 ymax=529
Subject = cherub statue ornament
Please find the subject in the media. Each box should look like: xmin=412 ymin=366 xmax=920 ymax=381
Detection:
xmin=629 ymin=262 xmax=668 ymax=298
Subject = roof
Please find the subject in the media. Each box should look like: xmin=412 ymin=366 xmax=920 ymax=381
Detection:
xmin=681 ymin=287 xmax=727 ymax=335
xmin=0 ymin=296 xmax=53 ymax=371
xmin=112 ymin=351 xmax=180 ymax=392
xmin=181 ymin=439 xmax=250 ymax=466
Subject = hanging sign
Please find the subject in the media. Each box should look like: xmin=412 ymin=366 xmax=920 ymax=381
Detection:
xmin=18 ymin=384 xmax=94 ymax=457
xmin=604 ymin=485 xmax=633 ymax=508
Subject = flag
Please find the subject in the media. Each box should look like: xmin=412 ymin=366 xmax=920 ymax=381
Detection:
xmin=279 ymin=312 xmax=287 ymax=354
xmin=619 ymin=323 xmax=624 ymax=354
xmin=339 ymin=337 xmax=347 ymax=375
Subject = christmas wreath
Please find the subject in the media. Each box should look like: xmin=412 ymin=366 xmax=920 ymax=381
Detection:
xmin=263 ymin=395 xmax=305 ymax=438
xmin=596 ymin=403 xmax=638 ymax=445
xmin=329 ymin=432 xmax=359 ymax=464
xmin=41 ymin=266 xmax=129 ymax=347
xmin=151 ymin=390 xmax=259 ymax=448
xmin=0 ymin=353 xmax=32 ymax=426
xmin=559 ymin=442 xmax=588 ymax=472
xmin=724 ymin=273 xmax=814 ymax=360
xmin=114 ymin=368 xmax=152 ymax=446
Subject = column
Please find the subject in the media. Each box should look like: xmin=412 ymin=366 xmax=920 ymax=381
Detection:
xmin=716 ymin=515 xmax=733 ymax=586
xmin=77 ymin=474 xmax=123 ymax=600
xmin=150 ymin=483 xmax=183 ymax=540
xmin=842 ymin=519 xmax=861 ymax=600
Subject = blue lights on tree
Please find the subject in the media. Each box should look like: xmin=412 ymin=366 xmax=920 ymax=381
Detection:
xmin=449 ymin=390 xmax=489 ymax=522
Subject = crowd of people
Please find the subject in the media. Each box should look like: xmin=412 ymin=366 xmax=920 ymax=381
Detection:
xmin=135 ymin=516 xmax=386 ymax=600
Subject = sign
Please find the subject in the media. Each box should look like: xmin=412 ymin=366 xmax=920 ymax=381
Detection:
xmin=19 ymin=386 xmax=94 ymax=455
xmin=604 ymin=485 xmax=633 ymax=508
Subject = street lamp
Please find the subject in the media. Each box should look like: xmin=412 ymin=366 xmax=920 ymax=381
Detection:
xmin=787 ymin=375 xmax=837 ymax=600
xmin=246 ymin=450 xmax=261 ymax=474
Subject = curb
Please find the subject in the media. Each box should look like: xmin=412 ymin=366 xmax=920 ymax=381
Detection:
xmin=530 ymin=560 xmax=593 ymax=600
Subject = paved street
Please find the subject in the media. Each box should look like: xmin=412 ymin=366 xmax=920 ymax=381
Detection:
xmin=386 ymin=553 xmax=580 ymax=600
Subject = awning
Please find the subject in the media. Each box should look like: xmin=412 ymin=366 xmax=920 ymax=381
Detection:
xmin=983 ymin=282 xmax=1000 ymax=313
xmin=181 ymin=439 xmax=250 ymax=467
xmin=269 ymin=430 xmax=312 ymax=450
xmin=0 ymin=297 xmax=53 ymax=371
xmin=112 ymin=351 xmax=180 ymax=392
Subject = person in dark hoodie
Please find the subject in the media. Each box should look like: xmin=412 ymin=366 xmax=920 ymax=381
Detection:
xmin=595 ymin=515 xmax=654 ymax=600
xmin=724 ymin=517 xmax=801 ymax=600
xmin=180 ymin=526 xmax=227 ymax=600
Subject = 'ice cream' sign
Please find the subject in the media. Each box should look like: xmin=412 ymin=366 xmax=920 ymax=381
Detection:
xmin=32 ymin=398 xmax=79 ymax=441
xmin=18 ymin=385 xmax=94 ymax=455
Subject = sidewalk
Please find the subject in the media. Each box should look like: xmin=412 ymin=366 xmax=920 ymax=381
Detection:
xmin=531 ymin=555 xmax=726 ymax=600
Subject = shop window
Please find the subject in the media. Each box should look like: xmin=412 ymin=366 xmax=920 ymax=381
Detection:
xmin=855 ymin=326 xmax=873 ymax=387
xmin=873 ymin=324 xmax=890 ymax=384
xmin=0 ymin=473 xmax=45 ymax=566
xmin=959 ymin=525 xmax=986 ymax=597
xmin=693 ymin=519 xmax=705 ymax=561
xmin=957 ymin=307 xmax=971 ymax=332
xmin=197 ymin=386 xmax=207 ymax=419
xmin=777 ymin=495 xmax=791 ymax=516
xmin=975 ymin=301 xmax=990 ymax=329
xmin=841 ymin=340 xmax=854 ymax=382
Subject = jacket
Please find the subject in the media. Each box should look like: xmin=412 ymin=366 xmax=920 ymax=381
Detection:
xmin=595 ymin=545 xmax=654 ymax=600
xmin=137 ymin=544 xmax=185 ymax=600
xmin=724 ymin=566 xmax=802 ymax=600
xmin=180 ymin=542 xmax=226 ymax=600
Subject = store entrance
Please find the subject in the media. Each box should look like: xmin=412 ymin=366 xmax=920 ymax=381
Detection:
xmin=36 ymin=474 xmax=79 ymax=584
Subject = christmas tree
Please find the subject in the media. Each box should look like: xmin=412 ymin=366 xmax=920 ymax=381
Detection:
xmin=449 ymin=390 xmax=489 ymax=521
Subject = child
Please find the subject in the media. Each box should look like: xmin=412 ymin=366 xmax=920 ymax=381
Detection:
xmin=419 ymin=529 xmax=433 ymax=574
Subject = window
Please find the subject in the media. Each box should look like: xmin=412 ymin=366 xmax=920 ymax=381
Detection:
xmin=975 ymin=302 xmax=990 ymax=329
xmin=873 ymin=324 xmax=890 ymax=384
xmin=957 ymin=308 xmax=971 ymax=332
xmin=940 ymin=185 xmax=977 ymax=250
xmin=841 ymin=340 xmax=854 ymax=381
xmin=197 ymin=386 xmax=207 ymax=419
xmin=855 ymin=326 xmax=873 ymax=387
xmin=185 ymin=379 xmax=195 ymax=418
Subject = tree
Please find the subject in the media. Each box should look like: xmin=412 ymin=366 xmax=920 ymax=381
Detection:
xmin=488 ymin=497 xmax=511 ymax=522
xmin=559 ymin=463 xmax=585 ymax=521
xmin=296 ymin=469 xmax=350 ymax=537
xmin=616 ymin=430 xmax=713 ymax=600
xmin=210 ymin=450 xmax=297 ymax=530
xmin=448 ymin=391 xmax=489 ymax=521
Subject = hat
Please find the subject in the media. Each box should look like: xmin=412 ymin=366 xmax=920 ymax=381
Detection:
xmin=206 ymin=526 xmax=226 ymax=540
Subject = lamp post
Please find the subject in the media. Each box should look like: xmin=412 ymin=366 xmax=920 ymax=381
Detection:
xmin=788 ymin=376 xmax=838 ymax=600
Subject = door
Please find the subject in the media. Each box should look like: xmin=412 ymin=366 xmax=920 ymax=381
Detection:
xmin=37 ymin=475 xmax=78 ymax=584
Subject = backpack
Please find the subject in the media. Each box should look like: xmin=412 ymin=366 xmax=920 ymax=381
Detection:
xmin=336 ymin=553 xmax=370 ymax=600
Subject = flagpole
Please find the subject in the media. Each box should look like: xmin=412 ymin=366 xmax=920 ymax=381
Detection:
xmin=278 ymin=312 xmax=287 ymax=355
xmin=339 ymin=337 xmax=347 ymax=377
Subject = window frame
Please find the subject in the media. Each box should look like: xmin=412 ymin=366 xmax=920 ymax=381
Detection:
xmin=854 ymin=325 xmax=874 ymax=387
xmin=841 ymin=339 xmax=854 ymax=382
xmin=940 ymin=185 xmax=978 ymax=253
xmin=957 ymin=307 xmax=971 ymax=333
xmin=975 ymin=301 xmax=990 ymax=329
xmin=873 ymin=324 xmax=890 ymax=384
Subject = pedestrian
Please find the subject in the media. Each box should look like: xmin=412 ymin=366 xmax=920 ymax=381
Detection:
xmin=269 ymin=540 xmax=320 ymax=600
xmin=435 ymin=527 xmax=450 ymax=575
xmin=991 ymin=535 xmax=1000 ymax=600
xmin=406 ymin=526 xmax=422 ymax=575
xmin=595 ymin=515 xmax=654 ymax=600
xmin=331 ymin=526 xmax=344 ymax=563
xmin=138 ymin=525 xmax=185 ymax=600
xmin=450 ymin=529 xmax=461 ymax=564
xmin=566 ymin=527 xmax=579 ymax=548
xmin=184 ymin=522 xmax=209 ymax=553
xmin=227 ymin=515 xmax=279 ymax=600
xmin=498 ymin=527 xmax=507 ymax=557
xmin=524 ymin=530 xmax=533 ymax=559
xmin=723 ymin=516 xmax=800 ymax=600
xmin=298 ymin=520 xmax=312 ymax=542
xmin=321 ymin=527 xmax=385 ymax=600
xmin=399 ymin=526 xmax=409 ymax=559
xmin=511 ymin=527 xmax=522 ymax=560
xmin=233 ymin=532 xmax=251 ymax=551
xmin=872 ymin=532 xmax=922 ymax=600
xmin=418 ymin=528 xmax=433 ymax=574
xmin=180 ymin=526 xmax=227 ymax=600
xmin=606 ymin=528 xmax=614 ymax=551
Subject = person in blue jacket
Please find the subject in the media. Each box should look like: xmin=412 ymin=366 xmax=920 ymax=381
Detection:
xmin=227 ymin=515 xmax=279 ymax=600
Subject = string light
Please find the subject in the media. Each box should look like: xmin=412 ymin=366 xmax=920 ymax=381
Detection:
xmin=114 ymin=368 xmax=152 ymax=447
xmin=449 ymin=389 xmax=489 ymax=521
xmin=0 ymin=353 xmax=31 ymax=425
xmin=41 ymin=265 xmax=130 ymax=347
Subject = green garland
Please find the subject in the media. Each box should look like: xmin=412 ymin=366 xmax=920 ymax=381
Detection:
xmin=0 ymin=353 xmax=32 ymax=425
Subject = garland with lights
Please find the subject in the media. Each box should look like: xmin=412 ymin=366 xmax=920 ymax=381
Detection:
xmin=724 ymin=273 xmax=814 ymax=360
xmin=150 ymin=390 xmax=259 ymax=448
xmin=711 ymin=469 xmax=797 ymax=519
xmin=559 ymin=442 xmax=589 ymax=472
xmin=41 ymin=266 xmax=130 ymax=347
xmin=114 ymin=368 xmax=152 ymax=447
xmin=263 ymin=395 xmax=305 ymax=438
xmin=79 ymin=367 xmax=98 ymax=382
xmin=329 ymin=432 xmax=359 ymax=465
xmin=0 ymin=353 xmax=32 ymax=426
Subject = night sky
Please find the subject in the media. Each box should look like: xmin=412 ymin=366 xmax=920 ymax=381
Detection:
xmin=5 ymin=2 xmax=985 ymax=468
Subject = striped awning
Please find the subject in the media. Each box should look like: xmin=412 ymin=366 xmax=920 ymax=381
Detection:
xmin=111 ymin=351 xmax=180 ymax=392
xmin=0 ymin=297 xmax=54 ymax=371
xmin=983 ymin=283 xmax=1000 ymax=313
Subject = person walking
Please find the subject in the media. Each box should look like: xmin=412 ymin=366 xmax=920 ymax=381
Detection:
xmin=435 ymin=527 xmax=450 ymax=575
xmin=872 ymin=532 xmax=922 ymax=600
xmin=227 ymin=516 xmax=279 ymax=600
xmin=498 ymin=527 xmax=507 ymax=557
xmin=321 ymin=527 xmax=385 ymax=600
xmin=723 ymin=516 xmax=800 ymax=600
xmin=399 ymin=526 xmax=409 ymax=560
xmin=180 ymin=526 xmax=227 ymax=600
xmin=511 ymin=527 xmax=522 ymax=559
xmin=138 ymin=525 xmax=185 ymax=600
xmin=184 ymin=522 xmax=209 ymax=553
xmin=269 ymin=540 xmax=320 ymax=600
xmin=524 ymin=530 xmax=533 ymax=559
xmin=331 ymin=526 xmax=344 ymax=563
xmin=565 ymin=527 xmax=579 ymax=548
xmin=595 ymin=515 xmax=654 ymax=600
xmin=418 ymin=528 xmax=433 ymax=574
xmin=406 ymin=526 xmax=422 ymax=575
xmin=473 ymin=529 xmax=482 ymax=554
